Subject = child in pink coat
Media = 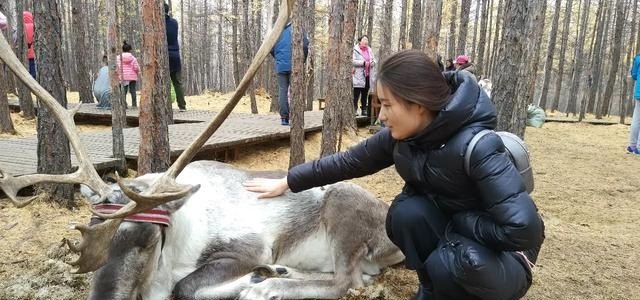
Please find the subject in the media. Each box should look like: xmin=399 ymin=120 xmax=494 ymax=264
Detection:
xmin=117 ymin=41 xmax=140 ymax=108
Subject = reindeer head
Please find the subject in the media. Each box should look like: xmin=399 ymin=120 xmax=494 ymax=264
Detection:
xmin=0 ymin=0 xmax=293 ymax=298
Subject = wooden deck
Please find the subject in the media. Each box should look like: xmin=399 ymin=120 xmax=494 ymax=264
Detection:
xmin=1 ymin=99 xmax=333 ymax=176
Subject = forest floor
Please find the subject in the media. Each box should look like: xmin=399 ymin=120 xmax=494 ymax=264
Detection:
xmin=1 ymin=91 xmax=639 ymax=299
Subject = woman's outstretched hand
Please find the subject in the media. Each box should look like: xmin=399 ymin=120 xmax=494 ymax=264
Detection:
xmin=243 ymin=177 xmax=289 ymax=199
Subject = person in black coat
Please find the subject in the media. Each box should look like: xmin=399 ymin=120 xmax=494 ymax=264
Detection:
xmin=245 ymin=50 xmax=544 ymax=300
xmin=164 ymin=3 xmax=187 ymax=111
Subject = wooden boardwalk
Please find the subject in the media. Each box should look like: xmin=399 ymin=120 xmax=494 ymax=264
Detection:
xmin=2 ymin=100 xmax=331 ymax=176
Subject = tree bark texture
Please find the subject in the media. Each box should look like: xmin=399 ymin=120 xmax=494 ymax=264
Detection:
xmin=456 ymin=0 xmax=471 ymax=55
xmin=550 ymin=0 xmax=573 ymax=112
xmin=537 ymin=0 xmax=562 ymax=109
xmin=290 ymin=0 xmax=306 ymax=168
xmin=566 ymin=0 xmax=590 ymax=116
xmin=423 ymin=0 xmax=443 ymax=62
xmin=409 ymin=0 xmax=423 ymax=49
xmin=34 ymin=0 xmax=74 ymax=207
xmin=492 ymin=0 xmax=527 ymax=138
xmin=138 ymin=0 xmax=171 ymax=175
xmin=320 ymin=0 xmax=357 ymax=157
xmin=598 ymin=0 xmax=625 ymax=119
xmin=72 ymin=0 xmax=93 ymax=103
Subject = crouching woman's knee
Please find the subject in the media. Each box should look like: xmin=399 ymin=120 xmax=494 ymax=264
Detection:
xmin=425 ymin=232 xmax=531 ymax=300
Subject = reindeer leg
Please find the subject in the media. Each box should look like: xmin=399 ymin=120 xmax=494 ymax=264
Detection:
xmin=171 ymin=257 xmax=258 ymax=300
xmin=240 ymin=244 xmax=369 ymax=300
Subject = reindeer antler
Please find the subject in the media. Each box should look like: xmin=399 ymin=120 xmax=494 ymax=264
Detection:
xmin=0 ymin=32 xmax=112 ymax=204
xmin=95 ymin=0 xmax=295 ymax=219
xmin=0 ymin=28 xmax=119 ymax=273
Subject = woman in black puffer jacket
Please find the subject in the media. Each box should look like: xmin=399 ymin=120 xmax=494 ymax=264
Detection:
xmin=245 ymin=50 xmax=545 ymax=300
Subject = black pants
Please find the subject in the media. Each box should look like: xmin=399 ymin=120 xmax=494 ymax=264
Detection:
xmin=353 ymin=76 xmax=370 ymax=114
xmin=385 ymin=190 xmax=532 ymax=300
xmin=121 ymin=81 xmax=137 ymax=107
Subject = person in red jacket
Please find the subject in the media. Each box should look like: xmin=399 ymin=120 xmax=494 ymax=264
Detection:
xmin=23 ymin=11 xmax=36 ymax=79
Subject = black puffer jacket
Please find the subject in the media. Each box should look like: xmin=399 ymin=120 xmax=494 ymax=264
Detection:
xmin=288 ymin=71 xmax=544 ymax=256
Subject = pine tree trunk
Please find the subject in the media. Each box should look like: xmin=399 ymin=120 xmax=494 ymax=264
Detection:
xmin=582 ymin=1 xmax=607 ymax=120
xmin=456 ymin=0 xmax=471 ymax=55
xmin=423 ymin=0 xmax=443 ymax=61
xmin=138 ymin=0 xmax=171 ymax=175
xmin=586 ymin=2 xmax=610 ymax=118
xmin=537 ymin=0 xmax=562 ymax=109
xmin=34 ymin=0 xmax=74 ymax=207
xmin=409 ymin=0 xmax=423 ymax=49
xmin=241 ymin=0 xmax=258 ymax=114
xmin=598 ymin=0 xmax=625 ymax=119
xmin=106 ymin=0 xmax=127 ymax=176
xmin=217 ymin=0 xmax=224 ymax=91
xmin=305 ymin=0 xmax=316 ymax=111
xmin=379 ymin=0 xmax=394 ymax=61
xmin=269 ymin=0 xmax=280 ymax=112
xmin=470 ymin=0 xmax=481 ymax=59
xmin=492 ymin=0 xmax=527 ymax=138
xmin=71 ymin=0 xmax=93 ymax=103
xmin=482 ymin=0 xmax=492 ymax=75
xmin=398 ymin=0 xmax=408 ymax=50
xmin=232 ymin=1 xmax=240 ymax=86
xmin=290 ymin=0 xmax=306 ymax=168
xmin=566 ymin=0 xmax=590 ymax=116
xmin=517 ymin=1 xmax=545 ymax=112
xmin=476 ymin=0 xmax=489 ymax=77
xmin=0 ymin=6 xmax=16 ymax=134
xmin=0 ymin=66 xmax=16 ymax=134
xmin=321 ymin=0 xmax=357 ymax=157
xmin=550 ymin=0 xmax=573 ymax=112
xmin=488 ymin=0 xmax=503 ymax=78
xmin=447 ymin=0 xmax=458 ymax=59
xmin=14 ymin=0 xmax=35 ymax=119
xmin=355 ymin=0 xmax=364 ymax=39
xmin=621 ymin=0 xmax=638 ymax=123
xmin=366 ymin=0 xmax=374 ymax=39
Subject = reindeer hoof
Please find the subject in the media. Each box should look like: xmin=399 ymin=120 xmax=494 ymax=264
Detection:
xmin=250 ymin=265 xmax=289 ymax=283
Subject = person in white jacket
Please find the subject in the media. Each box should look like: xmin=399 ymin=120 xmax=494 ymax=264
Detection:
xmin=352 ymin=35 xmax=376 ymax=116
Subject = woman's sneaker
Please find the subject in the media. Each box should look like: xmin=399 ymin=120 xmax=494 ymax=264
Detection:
xmin=627 ymin=146 xmax=640 ymax=155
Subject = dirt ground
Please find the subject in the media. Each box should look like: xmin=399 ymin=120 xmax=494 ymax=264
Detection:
xmin=1 ymin=94 xmax=639 ymax=299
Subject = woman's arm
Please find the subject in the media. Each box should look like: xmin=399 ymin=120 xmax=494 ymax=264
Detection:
xmin=452 ymin=133 xmax=544 ymax=251
xmin=245 ymin=128 xmax=396 ymax=197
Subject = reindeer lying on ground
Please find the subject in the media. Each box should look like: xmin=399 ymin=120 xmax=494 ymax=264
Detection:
xmin=81 ymin=161 xmax=403 ymax=300
xmin=0 ymin=1 xmax=403 ymax=299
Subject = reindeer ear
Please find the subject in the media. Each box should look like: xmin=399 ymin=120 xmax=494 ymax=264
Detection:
xmin=158 ymin=184 xmax=201 ymax=213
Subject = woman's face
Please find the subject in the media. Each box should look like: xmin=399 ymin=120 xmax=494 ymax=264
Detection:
xmin=360 ymin=37 xmax=369 ymax=47
xmin=376 ymin=84 xmax=435 ymax=140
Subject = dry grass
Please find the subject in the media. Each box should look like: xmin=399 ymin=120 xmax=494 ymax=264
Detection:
xmin=1 ymin=92 xmax=639 ymax=299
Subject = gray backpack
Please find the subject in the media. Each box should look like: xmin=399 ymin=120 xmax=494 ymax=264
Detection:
xmin=464 ymin=130 xmax=534 ymax=194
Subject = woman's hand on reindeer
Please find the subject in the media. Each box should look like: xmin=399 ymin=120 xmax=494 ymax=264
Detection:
xmin=243 ymin=177 xmax=289 ymax=199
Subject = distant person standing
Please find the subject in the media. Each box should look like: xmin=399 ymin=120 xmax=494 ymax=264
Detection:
xmin=23 ymin=11 xmax=36 ymax=79
xmin=117 ymin=41 xmax=140 ymax=108
xmin=164 ymin=3 xmax=186 ymax=112
xmin=271 ymin=22 xmax=309 ymax=126
xmin=627 ymin=53 xmax=640 ymax=154
xmin=352 ymin=35 xmax=376 ymax=117
xmin=454 ymin=55 xmax=476 ymax=77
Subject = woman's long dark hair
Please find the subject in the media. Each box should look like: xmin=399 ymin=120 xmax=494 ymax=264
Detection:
xmin=377 ymin=50 xmax=451 ymax=112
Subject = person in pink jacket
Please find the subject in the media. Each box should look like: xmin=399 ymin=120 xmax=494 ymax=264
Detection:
xmin=117 ymin=41 xmax=140 ymax=108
